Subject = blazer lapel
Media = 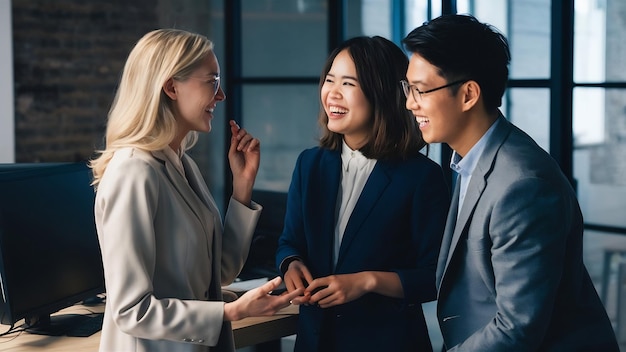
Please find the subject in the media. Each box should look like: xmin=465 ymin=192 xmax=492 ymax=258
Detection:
xmin=437 ymin=175 xmax=461 ymax=287
xmin=180 ymin=154 xmax=222 ymax=227
xmin=335 ymin=162 xmax=390 ymax=270
xmin=151 ymin=151 xmax=215 ymax=232
xmin=440 ymin=116 xmax=512 ymax=281
xmin=315 ymin=151 xmax=342 ymax=274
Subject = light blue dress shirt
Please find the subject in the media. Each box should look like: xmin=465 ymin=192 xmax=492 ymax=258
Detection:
xmin=450 ymin=118 xmax=501 ymax=217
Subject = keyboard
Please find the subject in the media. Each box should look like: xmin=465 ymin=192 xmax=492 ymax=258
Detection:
xmin=65 ymin=313 xmax=104 ymax=337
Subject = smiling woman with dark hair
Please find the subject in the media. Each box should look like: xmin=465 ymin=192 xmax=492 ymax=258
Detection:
xmin=275 ymin=35 xmax=450 ymax=352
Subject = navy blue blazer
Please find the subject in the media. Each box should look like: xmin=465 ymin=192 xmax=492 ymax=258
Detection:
xmin=276 ymin=146 xmax=449 ymax=352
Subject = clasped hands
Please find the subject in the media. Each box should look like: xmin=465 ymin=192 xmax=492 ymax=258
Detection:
xmin=283 ymin=259 xmax=369 ymax=308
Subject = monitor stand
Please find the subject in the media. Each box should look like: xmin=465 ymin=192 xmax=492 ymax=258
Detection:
xmin=23 ymin=313 xmax=92 ymax=336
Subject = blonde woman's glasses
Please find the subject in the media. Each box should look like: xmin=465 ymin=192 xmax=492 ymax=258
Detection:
xmin=187 ymin=75 xmax=221 ymax=95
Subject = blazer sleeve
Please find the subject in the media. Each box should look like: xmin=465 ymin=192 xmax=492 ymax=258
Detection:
xmin=221 ymin=197 xmax=262 ymax=284
xmin=395 ymin=163 xmax=449 ymax=304
xmin=275 ymin=151 xmax=308 ymax=272
xmin=450 ymin=176 xmax=573 ymax=351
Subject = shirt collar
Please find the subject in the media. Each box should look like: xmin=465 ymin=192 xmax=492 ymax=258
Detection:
xmin=341 ymin=139 xmax=368 ymax=172
xmin=450 ymin=117 xmax=501 ymax=177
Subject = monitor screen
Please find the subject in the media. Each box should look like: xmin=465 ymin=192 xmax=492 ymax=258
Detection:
xmin=0 ymin=162 xmax=105 ymax=335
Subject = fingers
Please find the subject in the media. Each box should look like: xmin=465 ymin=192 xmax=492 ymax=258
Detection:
xmin=229 ymin=120 xmax=260 ymax=152
xmin=258 ymin=287 xmax=304 ymax=315
xmin=283 ymin=274 xmax=306 ymax=295
xmin=267 ymin=276 xmax=283 ymax=289
xmin=307 ymin=285 xmax=329 ymax=304
xmin=305 ymin=278 xmax=331 ymax=306
xmin=289 ymin=293 xmax=309 ymax=306
xmin=284 ymin=262 xmax=311 ymax=291
xmin=283 ymin=267 xmax=313 ymax=305
xmin=282 ymin=288 xmax=305 ymax=304
xmin=231 ymin=132 xmax=260 ymax=153
xmin=264 ymin=285 xmax=302 ymax=305
xmin=283 ymin=274 xmax=300 ymax=292
xmin=229 ymin=119 xmax=240 ymax=133
xmin=317 ymin=294 xmax=338 ymax=308
xmin=257 ymin=276 xmax=282 ymax=296
xmin=301 ymin=267 xmax=314 ymax=285
xmin=290 ymin=260 xmax=313 ymax=287
xmin=305 ymin=277 xmax=327 ymax=295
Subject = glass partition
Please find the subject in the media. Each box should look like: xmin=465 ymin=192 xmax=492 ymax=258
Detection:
xmin=241 ymin=0 xmax=328 ymax=77
xmin=507 ymin=88 xmax=551 ymax=152
xmin=243 ymin=84 xmax=321 ymax=192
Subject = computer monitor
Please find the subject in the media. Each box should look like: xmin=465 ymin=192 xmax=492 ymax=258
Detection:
xmin=0 ymin=162 xmax=105 ymax=336
xmin=239 ymin=189 xmax=286 ymax=280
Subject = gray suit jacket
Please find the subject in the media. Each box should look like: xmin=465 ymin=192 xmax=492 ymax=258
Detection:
xmin=436 ymin=116 xmax=618 ymax=351
xmin=95 ymin=148 xmax=261 ymax=352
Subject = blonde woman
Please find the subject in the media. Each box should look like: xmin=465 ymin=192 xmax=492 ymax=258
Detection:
xmin=90 ymin=29 xmax=302 ymax=352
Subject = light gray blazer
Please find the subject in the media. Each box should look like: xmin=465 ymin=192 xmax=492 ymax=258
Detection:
xmin=436 ymin=116 xmax=618 ymax=351
xmin=94 ymin=148 xmax=261 ymax=352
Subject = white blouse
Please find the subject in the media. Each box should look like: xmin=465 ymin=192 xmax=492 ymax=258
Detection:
xmin=334 ymin=140 xmax=377 ymax=267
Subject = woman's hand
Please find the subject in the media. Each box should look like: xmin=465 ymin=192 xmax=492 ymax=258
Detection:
xmin=283 ymin=260 xmax=314 ymax=305
xmin=228 ymin=120 xmax=260 ymax=206
xmin=223 ymin=277 xmax=303 ymax=321
xmin=304 ymin=273 xmax=369 ymax=308
xmin=304 ymin=271 xmax=403 ymax=309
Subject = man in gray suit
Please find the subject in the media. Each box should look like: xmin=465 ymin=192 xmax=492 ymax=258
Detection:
xmin=401 ymin=14 xmax=618 ymax=351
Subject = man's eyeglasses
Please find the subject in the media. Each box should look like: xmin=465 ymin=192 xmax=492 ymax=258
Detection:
xmin=400 ymin=79 xmax=469 ymax=102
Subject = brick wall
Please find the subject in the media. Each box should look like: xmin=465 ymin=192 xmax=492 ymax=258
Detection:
xmin=12 ymin=0 xmax=216 ymax=164
xmin=12 ymin=1 xmax=159 ymax=162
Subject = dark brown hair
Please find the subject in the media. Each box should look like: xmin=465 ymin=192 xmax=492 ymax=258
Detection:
xmin=318 ymin=36 xmax=427 ymax=160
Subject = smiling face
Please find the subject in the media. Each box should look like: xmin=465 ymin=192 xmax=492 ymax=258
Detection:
xmin=405 ymin=53 xmax=470 ymax=152
xmin=321 ymin=49 xmax=372 ymax=150
xmin=168 ymin=52 xmax=225 ymax=140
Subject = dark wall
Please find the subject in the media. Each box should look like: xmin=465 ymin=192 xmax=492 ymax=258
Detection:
xmin=11 ymin=0 xmax=215 ymax=163
xmin=12 ymin=1 xmax=158 ymax=162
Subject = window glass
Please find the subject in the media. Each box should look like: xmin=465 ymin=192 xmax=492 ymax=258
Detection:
xmin=425 ymin=143 xmax=442 ymax=167
xmin=573 ymin=87 xmax=605 ymax=146
xmin=345 ymin=0 xmax=391 ymax=39
xmin=574 ymin=0 xmax=605 ymax=83
xmin=575 ymin=0 xmax=626 ymax=83
xmin=506 ymin=88 xmax=550 ymax=152
xmin=404 ymin=0 xmax=439 ymax=33
xmin=191 ymin=0 xmax=226 ymax=211
xmin=241 ymin=0 xmax=327 ymax=77
xmin=346 ymin=0 xmax=439 ymax=42
xmin=574 ymin=87 xmax=626 ymax=228
xmin=582 ymin=229 xmax=626 ymax=330
xmin=242 ymin=84 xmax=321 ymax=192
xmin=575 ymin=148 xmax=626 ymax=228
xmin=471 ymin=0 xmax=551 ymax=79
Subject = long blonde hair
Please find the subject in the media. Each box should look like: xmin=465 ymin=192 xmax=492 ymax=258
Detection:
xmin=89 ymin=29 xmax=214 ymax=187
